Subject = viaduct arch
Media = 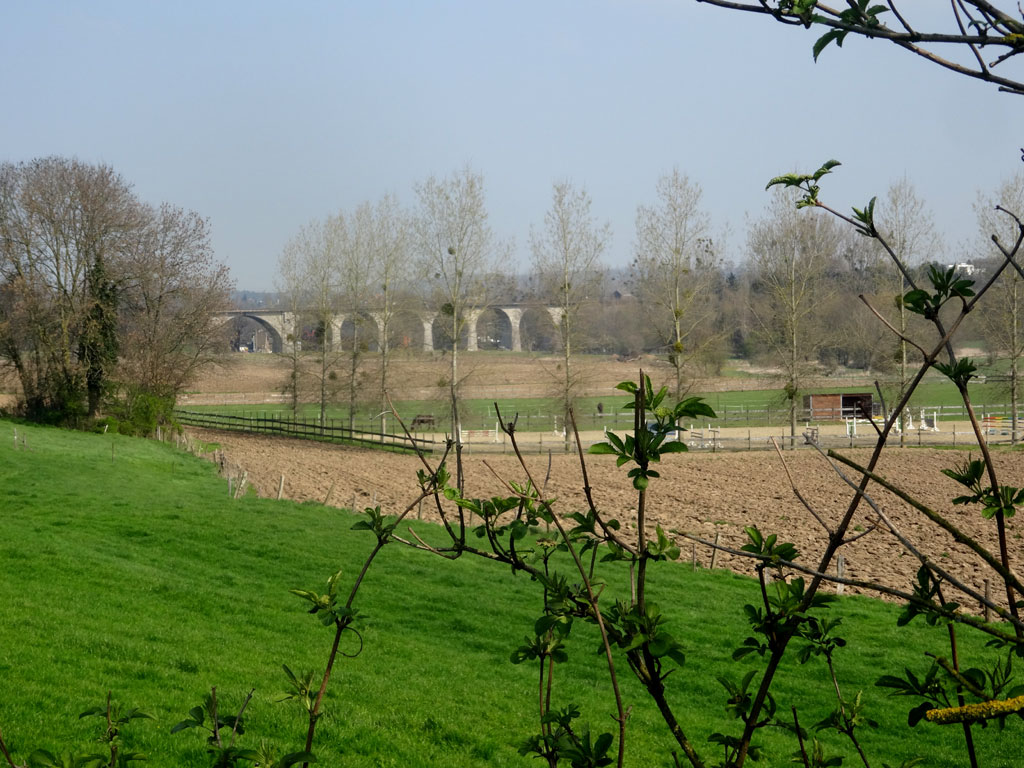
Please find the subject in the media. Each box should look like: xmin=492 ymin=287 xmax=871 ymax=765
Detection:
xmin=216 ymin=310 xmax=295 ymax=354
xmin=216 ymin=304 xmax=562 ymax=353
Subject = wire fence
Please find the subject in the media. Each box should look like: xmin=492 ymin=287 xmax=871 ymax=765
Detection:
xmin=174 ymin=410 xmax=438 ymax=454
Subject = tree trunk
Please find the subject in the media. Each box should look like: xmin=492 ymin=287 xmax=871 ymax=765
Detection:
xmin=451 ymin=308 xmax=463 ymax=492
xmin=789 ymin=254 xmax=798 ymax=448
xmin=899 ymin=277 xmax=908 ymax=448
xmin=673 ymin=281 xmax=683 ymax=399
xmin=348 ymin=323 xmax=360 ymax=431
xmin=319 ymin=329 xmax=328 ymax=429
xmin=380 ymin=308 xmax=389 ymax=436
xmin=1012 ymin=281 xmax=1019 ymax=445
xmin=562 ymin=289 xmax=572 ymax=452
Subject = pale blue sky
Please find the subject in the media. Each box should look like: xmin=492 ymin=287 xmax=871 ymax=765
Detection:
xmin=2 ymin=1 xmax=1019 ymax=290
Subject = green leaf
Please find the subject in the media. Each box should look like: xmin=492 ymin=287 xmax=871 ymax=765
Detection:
xmin=907 ymin=701 xmax=933 ymax=727
xmin=587 ymin=442 xmax=618 ymax=455
xmin=852 ymin=196 xmax=877 ymax=233
xmin=659 ymin=441 xmax=688 ymax=454
xmin=765 ymin=173 xmax=808 ymax=191
xmin=675 ymin=397 xmax=716 ymax=420
xmin=281 ymin=753 xmax=318 ymax=767
xmin=813 ymin=29 xmax=843 ymax=60
xmin=27 ymin=751 xmax=59 ymax=768
xmin=812 ymin=159 xmax=841 ymax=179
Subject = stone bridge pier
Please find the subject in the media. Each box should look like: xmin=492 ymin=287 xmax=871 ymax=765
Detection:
xmin=215 ymin=310 xmax=296 ymax=353
xmin=462 ymin=306 xmax=559 ymax=352
xmin=217 ymin=304 xmax=561 ymax=354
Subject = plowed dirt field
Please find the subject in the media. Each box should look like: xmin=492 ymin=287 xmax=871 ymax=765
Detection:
xmin=190 ymin=423 xmax=1023 ymax=610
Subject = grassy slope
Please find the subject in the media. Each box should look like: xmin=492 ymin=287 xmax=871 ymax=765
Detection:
xmin=1 ymin=420 xmax=1020 ymax=766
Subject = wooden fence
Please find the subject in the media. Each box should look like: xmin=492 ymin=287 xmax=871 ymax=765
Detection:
xmin=174 ymin=410 xmax=437 ymax=454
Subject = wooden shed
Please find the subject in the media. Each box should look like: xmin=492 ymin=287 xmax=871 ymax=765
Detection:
xmin=802 ymin=392 xmax=873 ymax=421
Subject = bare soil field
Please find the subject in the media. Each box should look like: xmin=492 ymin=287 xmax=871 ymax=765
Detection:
xmin=190 ymin=424 xmax=1023 ymax=609
xmin=182 ymin=351 xmax=872 ymax=404
xmin=176 ymin=352 xmax=1017 ymax=610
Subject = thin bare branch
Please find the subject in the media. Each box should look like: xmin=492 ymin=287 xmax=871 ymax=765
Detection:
xmin=496 ymin=404 xmax=634 ymax=768
xmin=571 ymin=408 xmax=639 ymax=555
xmin=887 ymin=0 xmax=915 ymax=33
xmin=858 ymin=295 xmax=928 ymax=358
xmin=827 ymin=450 xmax=1024 ymax=597
xmin=770 ymin=437 xmax=833 ymax=534
xmin=0 ymin=728 xmax=24 ymax=768
xmin=821 ymin=449 xmax=1008 ymax=619
xmin=951 ymin=0 xmax=990 ymax=75
xmin=227 ymin=689 xmax=255 ymax=750
xmin=695 ymin=0 xmax=1024 ymax=95
xmin=678 ymin=533 xmax=1022 ymax=641
xmin=397 ymin=528 xmax=460 ymax=558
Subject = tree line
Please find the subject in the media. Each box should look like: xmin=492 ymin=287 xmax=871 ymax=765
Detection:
xmin=276 ymin=167 xmax=1024 ymax=446
xmin=3 ymin=155 xmax=1019 ymax=443
xmin=0 ymin=156 xmax=232 ymax=430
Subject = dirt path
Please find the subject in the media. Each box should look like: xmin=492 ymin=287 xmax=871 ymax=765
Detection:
xmin=189 ymin=425 xmax=1023 ymax=609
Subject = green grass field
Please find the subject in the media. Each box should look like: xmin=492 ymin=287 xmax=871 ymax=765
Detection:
xmin=1 ymin=420 xmax=1020 ymax=766
xmin=181 ymin=370 xmax=1018 ymax=434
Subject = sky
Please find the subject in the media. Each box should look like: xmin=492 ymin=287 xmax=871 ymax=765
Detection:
xmin=2 ymin=1 xmax=1022 ymax=291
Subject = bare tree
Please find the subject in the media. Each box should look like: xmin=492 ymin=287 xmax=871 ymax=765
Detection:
xmin=309 ymin=218 xmax=345 ymax=428
xmin=117 ymin=203 xmax=232 ymax=415
xmin=632 ymin=170 xmax=720 ymax=398
xmin=531 ymin=181 xmax=609 ymax=449
xmin=332 ymin=209 xmax=375 ymax=431
xmin=275 ymin=197 xmax=411 ymax=434
xmin=0 ymin=157 xmax=233 ymax=425
xmin=976 ymin=172 xmax=1024 ymax=442
xmin=277 ymin=218 xmax=344 ymax=425
xmin=0 ymin=157 xmax=136 ymax=420
xmin=748 ymin=190 xmax=843 ymax=441
xmin=870 ymin=178 xmax=940 ymax=441
xmin=354 ymin=194 xmax=412 ymax=435
xmin=275 ymin=236 xmax=310 ymax=414
xmin=414 ymin=167 xmax=498 ymax=489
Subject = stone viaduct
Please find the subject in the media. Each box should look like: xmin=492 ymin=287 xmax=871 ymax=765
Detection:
xmin=216 ymin=305 xmax=563 ymax=354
